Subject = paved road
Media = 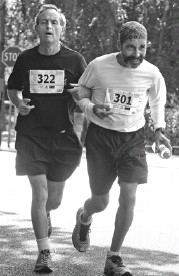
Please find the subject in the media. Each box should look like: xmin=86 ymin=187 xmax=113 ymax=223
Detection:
xmin=0 ymin=149 xmax=178 ymax=276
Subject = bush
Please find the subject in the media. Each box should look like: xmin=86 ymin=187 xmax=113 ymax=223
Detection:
xmin=144 ymin=106 xmax=179 ymax=147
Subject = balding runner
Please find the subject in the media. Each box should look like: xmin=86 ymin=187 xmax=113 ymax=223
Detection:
xmin=69 ymin=21 xmax=171 ymax=276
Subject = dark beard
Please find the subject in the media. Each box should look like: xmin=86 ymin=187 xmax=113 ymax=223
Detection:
xmin=124 ymin=55 xmax=144 ymax=63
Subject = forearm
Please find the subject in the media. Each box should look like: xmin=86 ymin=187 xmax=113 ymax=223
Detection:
xmin=149 ymin=74 xmax=166 ymax=130
xmin=75 ymin=98 xmax=94 ymax=119
xmin=68 ymin=84 xmax=92 ymax=100
xmin=8 ymin=89 xmax=23 ymax=108
xmin=79 ymin=85 xmax=92 ymax=99
xmin=150 ymin=104 xmax=166 ymax=130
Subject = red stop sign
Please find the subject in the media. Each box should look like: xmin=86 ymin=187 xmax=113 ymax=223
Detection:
xmin=2 ymin=46 xmax=22 ymax=67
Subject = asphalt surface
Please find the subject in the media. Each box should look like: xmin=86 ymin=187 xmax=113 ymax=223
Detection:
xmin=0 ymin=145 xmax=179 ymax=276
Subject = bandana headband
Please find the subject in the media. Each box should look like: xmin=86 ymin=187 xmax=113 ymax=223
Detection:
xmin=120 ymin=21 xmax=147 ymax=44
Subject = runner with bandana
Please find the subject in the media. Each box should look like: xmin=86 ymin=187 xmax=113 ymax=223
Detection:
xmin=69 ymin=21 xmax=171 ymax=276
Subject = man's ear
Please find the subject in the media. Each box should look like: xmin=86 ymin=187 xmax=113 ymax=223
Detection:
xmin=34 ymin=24 xmax=38 ymax=35
xmin=61 ymin=26 xmax=66 ymax=36
xmin=117 ymin=40 xmax=121 ymax=51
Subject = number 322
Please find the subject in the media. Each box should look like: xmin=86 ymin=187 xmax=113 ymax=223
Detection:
xmin=37 ymin=74 xmax=55 ymax=84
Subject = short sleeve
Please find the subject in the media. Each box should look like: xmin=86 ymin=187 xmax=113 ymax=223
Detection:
xmin=7 ymin=54 xmax=24 ymax=90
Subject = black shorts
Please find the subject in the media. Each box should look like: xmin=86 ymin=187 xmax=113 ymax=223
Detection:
xmin=15 ymin=129 xmax=82 ymax=182
xmin=85 ymin=123 xmax=148 ymax=195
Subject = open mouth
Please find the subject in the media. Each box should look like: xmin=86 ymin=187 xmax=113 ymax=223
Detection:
xmin=131 ymin=59 xmax=140 ymax=63
xmin=45 ymin=32 xmax=52 ymax=36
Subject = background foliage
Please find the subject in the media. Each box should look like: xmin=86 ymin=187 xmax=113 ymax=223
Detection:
xmin=5 ymin=0 xmax=179 ymax=146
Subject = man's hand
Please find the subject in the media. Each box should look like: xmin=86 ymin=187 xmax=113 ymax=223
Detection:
xmin=18 ymin=98 xmax=35 ymax=116
xmin=68 ymin=83 xmax=91 ymax=100
xmin=154 ymin=130 xmax=172 ymax=154
xmin=93 ymin=104 xmax=113 ymax=119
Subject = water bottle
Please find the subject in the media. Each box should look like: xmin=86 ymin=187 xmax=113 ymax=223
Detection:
xmin=104 ymin=88 xmax=113 ymax=109
xmin=104 ymin=89 xmax=118 ymax=112
xmin=152 ymin=143 xmax=171 ymax=159
xmin=158 ymin=144 xmax=171 ymax=159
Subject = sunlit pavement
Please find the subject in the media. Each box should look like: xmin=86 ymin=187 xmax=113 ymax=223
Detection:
xmin=0 ymin=147 xmax=178 ymax=276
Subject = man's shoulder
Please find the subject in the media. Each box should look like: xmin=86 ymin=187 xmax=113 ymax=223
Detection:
xmin=18 ymin=46 xmax=38 ymax=59
xmin=61 ymin=44 xmax=85 ymax=59
xmin=142 ymin=59 xmax=159 ymax=72
xmin=94 ymin=53 xmax=116 ymax=62
xmin=90 ymin=53 xmax=116 ymax=68
xmin=141 ymin=60 xmax=163 ymax=81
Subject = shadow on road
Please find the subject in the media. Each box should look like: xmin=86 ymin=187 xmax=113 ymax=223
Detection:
xmin=0 ymin=216 xmax=178 ymax=276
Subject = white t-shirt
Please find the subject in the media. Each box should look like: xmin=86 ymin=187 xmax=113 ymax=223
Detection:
xmin=77 ymin=53 xmax=166 ymax=132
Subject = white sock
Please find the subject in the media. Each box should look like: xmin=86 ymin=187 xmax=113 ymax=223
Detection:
xmin=37 ymin=237 xmax=50 ymax=252
xmin=107 ymin=250 xmax=121 ymax=257
xmin=80 ymin=212 xmax=92 ymax=225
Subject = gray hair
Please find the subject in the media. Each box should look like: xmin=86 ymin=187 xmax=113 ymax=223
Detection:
xmin=35 ymin=4 xmax=66 ymax=27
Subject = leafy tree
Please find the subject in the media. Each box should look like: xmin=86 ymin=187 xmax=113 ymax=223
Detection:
xmin=6 ymin=0 xmax=43 ymax=49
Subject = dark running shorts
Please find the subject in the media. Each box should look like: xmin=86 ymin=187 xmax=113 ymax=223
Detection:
xmin=15 ymin=129 xmax=82 ymax=182
xmin=85 ymin=123 xmax=148 ymax=195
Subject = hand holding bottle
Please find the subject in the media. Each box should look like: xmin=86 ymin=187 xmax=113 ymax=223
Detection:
xmin=153 ymin=128 xmax=172 ymax=158
xmin=152 ymin=143 xmax=171 ymax=159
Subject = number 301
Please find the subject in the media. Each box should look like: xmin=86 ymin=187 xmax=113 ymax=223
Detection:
xmin=113 ymin=93 xmax=132 ymax=105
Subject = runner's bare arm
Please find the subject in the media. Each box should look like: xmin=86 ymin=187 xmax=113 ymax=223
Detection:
xmin=68 ymin=84 xmax=113 ymax=119
xmin=8 ymin=89 xmax=35 ymax=116
xmin=68 ymin=84 xmax=92 ymax=100
xmin=8 ymin=89 xmax=23 ymax=108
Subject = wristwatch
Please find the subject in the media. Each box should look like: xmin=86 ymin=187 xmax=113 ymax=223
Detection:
xmin=155 ymin=127 xmax=165 ymax=134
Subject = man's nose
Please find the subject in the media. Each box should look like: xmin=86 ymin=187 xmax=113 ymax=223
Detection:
xmin=134 ymin=49 xmax=140 ymax=58
xmin=47 ymin=21 xmax=52 ymax=28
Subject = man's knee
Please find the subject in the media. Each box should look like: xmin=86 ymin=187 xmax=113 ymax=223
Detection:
xmin=47 ymin=180 xmax=65 ymax=211
xmin=49 ymin=198 xmax=62 ymax=210
xmin=90 ymin=194 xmax=109 ymax=212
xmin=29 ymin=175 xmax=48 ymax=207
xmin=119 ymin=183 xmax=137 ymax=208
xmin=47 ymin=191 xmax=64 ymax=211
xmin=120 ymin=194 xmax=136 ymax=209
xmin=31 ymin=189 xmax=48 ymax=209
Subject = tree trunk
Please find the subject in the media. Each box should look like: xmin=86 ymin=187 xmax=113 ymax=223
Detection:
xmin=156 ymin=0 xmax=169 ymax=66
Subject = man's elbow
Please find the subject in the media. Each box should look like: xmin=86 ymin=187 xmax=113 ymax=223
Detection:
xmin=78 ymin=85 xmax=91 ymax=100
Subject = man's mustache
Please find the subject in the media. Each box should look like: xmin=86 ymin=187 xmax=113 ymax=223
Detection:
xmin=125 ymin=55 xmax=143 ymax=62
